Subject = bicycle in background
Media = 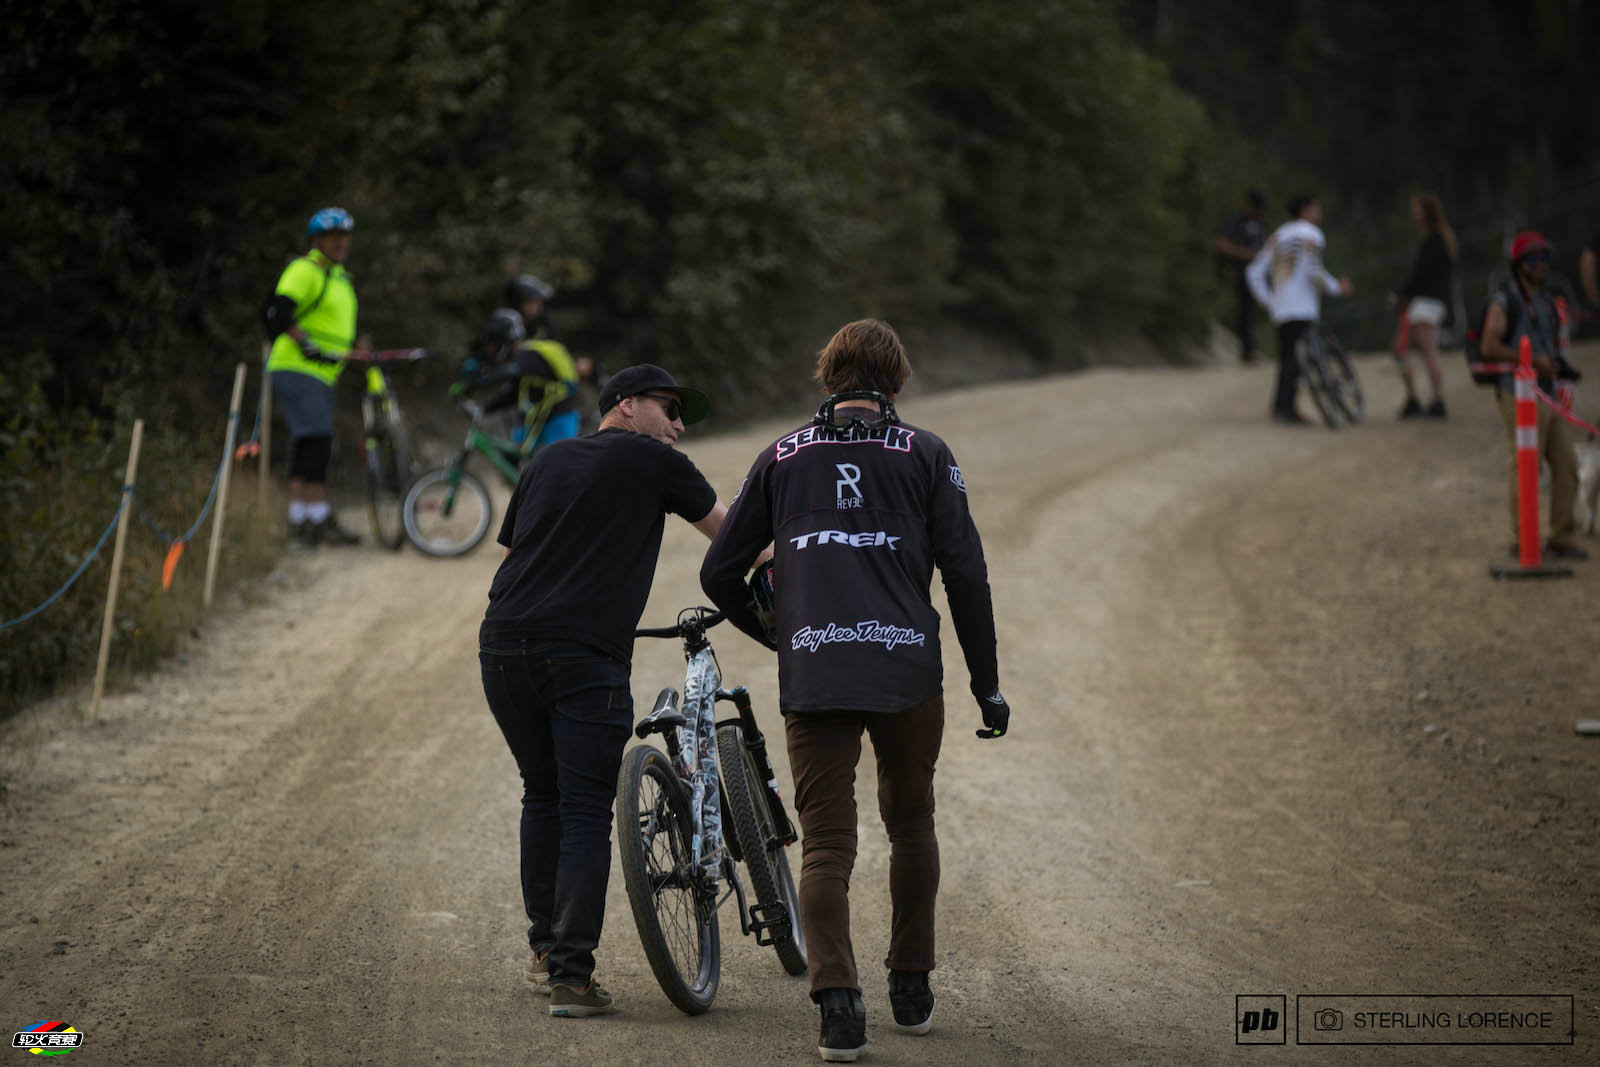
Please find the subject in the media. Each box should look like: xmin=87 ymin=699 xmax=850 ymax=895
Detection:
xmin=343 ymin=348 xmax=427 ymax=550
xmin=617 ymin=607 xmax=807 ymax=1015
xmin=400 ymin=378 xmax=567 ymax=557
xmin=1297 ymin=325 xmax=1364 ymax=428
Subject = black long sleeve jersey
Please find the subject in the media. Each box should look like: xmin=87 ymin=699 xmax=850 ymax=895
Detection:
xmin=701 ymin=412 xmax=999 ymax=714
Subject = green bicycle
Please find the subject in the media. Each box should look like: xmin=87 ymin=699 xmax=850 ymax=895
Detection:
xmin=400 ymin=381 xmax=567 ymax=557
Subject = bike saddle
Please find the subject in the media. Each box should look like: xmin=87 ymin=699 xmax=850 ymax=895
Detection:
xmin=634 ymin=688 xmax=687 ymax=740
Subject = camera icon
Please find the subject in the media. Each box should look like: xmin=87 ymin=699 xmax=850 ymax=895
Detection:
xmin=1313 ymin=1008 xmax=1344 ymax=1031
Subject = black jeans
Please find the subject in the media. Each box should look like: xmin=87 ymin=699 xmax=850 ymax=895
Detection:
xmin=1273 ymin=320 xmax=1313 ymax=416
xmin=1234 ymin=276 xmax=1257 ymax=361
xmin=479 ymin=635 xmax=633 ymax=986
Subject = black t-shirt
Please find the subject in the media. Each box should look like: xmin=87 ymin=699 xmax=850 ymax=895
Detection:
xmin=1397 ymin=232 xmax=1453 ymax=303
xmin=700 ymin=412 xmax=999 ymax=714
xmin=483 ymin=428 xmax=717 ymax=662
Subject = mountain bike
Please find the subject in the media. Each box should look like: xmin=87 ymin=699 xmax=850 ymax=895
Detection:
xmin=1297 ymin=325 xmax=1364 ymax=428
xmin=399 ymin=379 xmax=568 ymax=557
xmin=343 ymin=348 xmax=427 ymax=549
xmin=616 ymin=607 xmax=807 ymax=1015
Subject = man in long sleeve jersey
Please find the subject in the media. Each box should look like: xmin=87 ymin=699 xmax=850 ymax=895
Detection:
xmin=1246 ymin=195 xmax=1354 ymax=424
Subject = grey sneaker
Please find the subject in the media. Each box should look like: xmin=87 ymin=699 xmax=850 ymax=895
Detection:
xmin=888 ymin=969 xmax=935 ymax=1035
xmin=817 ymin=988 xmax=867 ymax=1062
xmin=549 ymin=978 xmax=615 ymax=1017
xmin=288 ymin=519 xmax=319 ymax=549
xmin=315 ymin=516 xmax=361 ymax=547
xmin=524 ymin=947 xmax=551 ymax=995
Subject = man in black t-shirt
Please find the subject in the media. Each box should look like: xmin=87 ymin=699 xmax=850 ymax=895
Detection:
xmin=479 ymin=364 xmax=726 ymax=1016
xmin=1214 ymin=189 xmax=1267 ymax=363
xmin=700 ymin=319 xmax=1009 ymax=1061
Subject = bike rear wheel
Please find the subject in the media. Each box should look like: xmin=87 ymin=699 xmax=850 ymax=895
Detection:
xmin=616 ymin=745 xmax=721 ymax=1015
xmin=401 ymin=466 xmax=492 ymax=557
xmin=365 ymin=422 xmax=410 ymax=551
xmin=1320 ymin=328 xmax=1364 ymax=424
xmin=715 ymin=724 xmax=807 ymax=976
xmin=1296 ymin=335 xmax=1345 ymax=429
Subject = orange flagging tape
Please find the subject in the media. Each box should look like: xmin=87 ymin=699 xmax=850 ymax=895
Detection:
xmin=162 ymin=540 xmax=186 ymax=590
xmin=1533 ymin=388 xmax=1600 ymax=437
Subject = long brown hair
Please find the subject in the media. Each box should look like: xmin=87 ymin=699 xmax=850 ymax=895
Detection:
xmin=1416 ymin=192 xmax=1457 ymax=261
xmin=814 ymin=319 xmax=913 ymax=396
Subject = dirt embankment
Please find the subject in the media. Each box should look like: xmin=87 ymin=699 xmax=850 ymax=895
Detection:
xmin=2 ymin=347 xmax=1596 ymax=1066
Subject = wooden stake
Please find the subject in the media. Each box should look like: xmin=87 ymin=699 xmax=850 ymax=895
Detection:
xmin=204 ymin=362 xmax=247 ymax=608
xmin=258 ymin=343 xmax=272 ymax=520
xmin=91 ymin=419 xmax=143 ymax=721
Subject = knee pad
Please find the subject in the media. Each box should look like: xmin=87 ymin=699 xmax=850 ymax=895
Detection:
xmin=290 ymin=434 xmax=333 ymax=483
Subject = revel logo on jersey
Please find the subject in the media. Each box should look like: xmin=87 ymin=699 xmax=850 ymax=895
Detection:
xmin=790 ymin=530 xmax=900 ymax=551
xmin=774 ymin=421 xmax=915 ymax=461
xmin=835 ymin=464 xmax=864 ymax=509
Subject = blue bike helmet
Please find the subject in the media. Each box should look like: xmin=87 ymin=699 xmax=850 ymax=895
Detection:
xmin=307 ymin=207 xmax=355 ymax=236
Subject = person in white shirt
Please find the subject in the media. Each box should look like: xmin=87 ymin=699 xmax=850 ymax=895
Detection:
xmin=1246 ymin=196 xmax=1354 ymax=424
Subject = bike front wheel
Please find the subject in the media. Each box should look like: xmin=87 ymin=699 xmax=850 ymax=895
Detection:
xmin=616 ymin=745 xmax=721 ymax=1015
xmin=365 ymin=422 xmax=411 ymax=550
xmin=1320 ymin=328 xmax=1364 ymax=424
xmin=716 ymin=724 xmax=807 ymax=976
xmin=1296 ymin=336 xmax=1345 ymax=429
xmin=401 ymin=466 xmax=493 ymax=557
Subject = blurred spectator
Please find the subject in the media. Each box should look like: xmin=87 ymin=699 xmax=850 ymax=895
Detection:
xmin=1479 ymin=231 xmax=1586 ymax=561
xmin=1214 ymin=189 xmax=1267 ymax=363
xmin=1389 ymin=192 xmax=1456 ymax=420
xmin=1246 ymin=195 xmax=1353 ymax=424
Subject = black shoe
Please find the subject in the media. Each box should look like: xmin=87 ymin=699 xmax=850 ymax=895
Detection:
xmin=817 ymin=988 xmax=866 ymax=1063
xmin=888 ymin=970 xmax=935 ymax=1035
xmin=1398 ymin=396 xmax=1424 ymax=419
xmin=1544 ymin=540 xmax=1589 ymax=561
xmin=315 ymin=516 xmax=362 ymax=547
xmin=1271 ymin=411 xmax=1311 ymax=426
xmin=290 ymin=519 xmax=320 ymax=548
xmin=1424 ymin=398 xmax=1447 ymax=419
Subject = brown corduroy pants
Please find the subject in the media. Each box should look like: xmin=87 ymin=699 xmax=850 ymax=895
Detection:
xmin=783 ymin=694 xmax=944 ymax=999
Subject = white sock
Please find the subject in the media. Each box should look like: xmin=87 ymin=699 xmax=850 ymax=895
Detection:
xmin=307 ymin=501 xmax=331 ymax=524
xmin=289 ymin=500 xmax=309 ymax=524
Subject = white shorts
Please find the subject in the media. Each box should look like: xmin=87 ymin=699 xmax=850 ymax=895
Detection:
xmin=1406 ymin=296 xmax=1447 ymax=327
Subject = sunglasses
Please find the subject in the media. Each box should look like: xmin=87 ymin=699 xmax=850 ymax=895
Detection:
xmin=636 ymin=392 xmax=682 ymax=421
xmin=1521 ymin=251 xmax=1551 ymax=266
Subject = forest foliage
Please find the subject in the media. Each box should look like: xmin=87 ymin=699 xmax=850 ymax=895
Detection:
xmin=4 ymin=0 xmax=1598 ymax=709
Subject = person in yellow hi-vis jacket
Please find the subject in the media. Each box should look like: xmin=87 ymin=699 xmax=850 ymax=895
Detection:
xmin=261 ymin=207 xmax=368 ymax=546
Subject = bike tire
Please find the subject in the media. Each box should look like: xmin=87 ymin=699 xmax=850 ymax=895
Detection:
xmin=715 ymin=724 xmax=807 ymax=976
xmin=1319 ymin=328 xmax=1364 ymax=424
xmin=365 ymin=423 xmax=410 ymax=551
xmin=1296 ymin=336 xmax=1345 ymax=429
xmin=616 ymin=745 xmax=721 ymax=1015
xmin=401 ymin=467 xmax=493 ymax=557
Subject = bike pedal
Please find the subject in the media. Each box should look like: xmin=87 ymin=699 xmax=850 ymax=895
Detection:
xmin=747 ymin=902 xmax=790 ymax=946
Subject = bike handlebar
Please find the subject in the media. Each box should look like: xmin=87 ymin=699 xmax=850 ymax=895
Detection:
xmin=332 ymin=347 xmax=430 ymax=364
xmin=636 ymin=609 xmax=726 ymax=639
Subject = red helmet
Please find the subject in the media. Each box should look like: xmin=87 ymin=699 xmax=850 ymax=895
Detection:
xmin=1509 ymin=230 xmax=1552 ymax=263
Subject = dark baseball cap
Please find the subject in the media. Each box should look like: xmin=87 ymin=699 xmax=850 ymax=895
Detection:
xmin=598 ymin=364 xmax=710 ymax=425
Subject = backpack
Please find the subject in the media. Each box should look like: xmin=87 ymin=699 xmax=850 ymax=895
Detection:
xmin=1463 ymin=284 xmax=1522 ymax=385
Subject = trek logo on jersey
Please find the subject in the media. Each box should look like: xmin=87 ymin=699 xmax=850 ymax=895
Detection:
xmin=790 ymin=530 xmax=899 ymax=551
xmin=774 ymin=421 xmax=915 ymax=461
xmin=835 ymin=464 xmax=863 ymax=509
xmin=793 ymin=621 xmax=927 ymax=653
xmin=949 ymin=465 xmax=966 ymax=492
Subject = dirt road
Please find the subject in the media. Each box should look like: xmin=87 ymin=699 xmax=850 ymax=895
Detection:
xmin=3 ymin=352 xmax=1597 ymax=1066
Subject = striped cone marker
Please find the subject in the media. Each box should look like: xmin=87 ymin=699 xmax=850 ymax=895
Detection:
xmin=1490 ymin=337 xmax=1573 ymax=580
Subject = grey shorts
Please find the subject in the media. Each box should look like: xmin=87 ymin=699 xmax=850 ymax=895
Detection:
xmin=271 ymin=370 xmax=336 ymax=439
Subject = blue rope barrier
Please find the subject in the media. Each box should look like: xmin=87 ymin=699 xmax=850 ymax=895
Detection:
xmin=130 ymin=411 xmax=235 ymax=546
xmin=0 ymin=489 xmax=131 ymax=631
